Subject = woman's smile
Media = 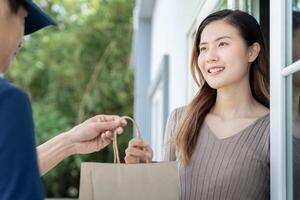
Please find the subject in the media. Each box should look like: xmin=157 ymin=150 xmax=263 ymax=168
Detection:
xmin=207 ymin=66 xmax=225 ymax=76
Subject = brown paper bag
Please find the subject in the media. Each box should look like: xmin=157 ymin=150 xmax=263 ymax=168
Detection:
xmin=79 ymin=116 xmax=179 ymax=200
xmin=79 ymin=161 xmax=179 ymax=200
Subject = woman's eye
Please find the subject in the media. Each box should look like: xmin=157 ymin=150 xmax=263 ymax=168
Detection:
xmin=219 ymin=42 xmax=228 ymax=47
xmin=199 ymin=47 xmax=207 ymax=52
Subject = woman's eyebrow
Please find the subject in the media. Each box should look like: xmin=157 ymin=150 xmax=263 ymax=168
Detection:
xmin=199 ymin=36 xmax=232 ymax=46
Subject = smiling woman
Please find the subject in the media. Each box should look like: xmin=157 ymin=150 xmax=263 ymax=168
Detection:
xmin=125 ymin=9 xmax=270 ymax=200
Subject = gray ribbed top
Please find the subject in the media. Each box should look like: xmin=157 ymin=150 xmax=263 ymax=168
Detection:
xmin=163 ymin=107 xmax=270 ymax=200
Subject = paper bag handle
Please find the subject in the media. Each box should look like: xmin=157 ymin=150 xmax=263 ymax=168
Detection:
xmin=112 ymin=116 xmax=145 ymax=164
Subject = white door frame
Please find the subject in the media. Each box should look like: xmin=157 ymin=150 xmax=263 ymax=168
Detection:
xmin=270 ymin=0 xmax=288 ymax=199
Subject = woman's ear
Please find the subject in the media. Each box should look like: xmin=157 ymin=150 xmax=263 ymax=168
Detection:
xmin=248 ymin=42 xmax=261 ymax=62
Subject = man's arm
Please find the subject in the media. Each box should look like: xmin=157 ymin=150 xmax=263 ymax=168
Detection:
xmin=37 ymin=132 xmax=73 ymax=176
xmin=37 ymin=115 xmax=127 ymax=175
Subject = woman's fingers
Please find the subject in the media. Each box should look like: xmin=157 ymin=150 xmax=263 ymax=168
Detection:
xmin=128 ymin=139 xmax=147 ymax=148
xmin=124 ymin=155 xmax=139 ymax=164
xmin=125 ymin=147 xmax=148 ymax=157
xmin=125 ymin=139 xmax=153 ymax=163
xmin=144 ymin=144 xmax=153 ymax=155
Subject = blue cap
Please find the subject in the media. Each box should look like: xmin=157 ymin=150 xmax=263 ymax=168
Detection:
xmin=24 ymin=0 xmax=56 ymax=35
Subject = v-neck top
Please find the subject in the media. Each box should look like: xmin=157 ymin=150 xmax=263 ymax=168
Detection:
xmin=204 ymin=113 xmax=269 ymax=140
xmin=163 ymin=107 xmax=270 ymax=200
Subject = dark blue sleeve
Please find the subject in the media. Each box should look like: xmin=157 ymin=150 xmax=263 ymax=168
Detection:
xmin=0 ymin=87 xmax=44 ymax=199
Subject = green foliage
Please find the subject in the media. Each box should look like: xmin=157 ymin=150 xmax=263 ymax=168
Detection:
xmin=7 ymin=0 xmax=134 ymax=197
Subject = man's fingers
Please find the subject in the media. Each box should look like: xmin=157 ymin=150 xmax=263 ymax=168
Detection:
xmin=84 ymin=115 xmax=122 ymax=123
xmin=120 ymin=119 xmax=127 ymax=126
xmin=98 ymin=115 xmax=127 ymax=125
xmin=91 ymin=120 xmax=122 ymax=132
xmin=95 ymin=135 xmax=110 ymax=150
xmin=101 ymin=133 xmax=112 ymax=143
xmin=98 ymin=115 xmax=122 ymax=122
xmin=104 ymin=130 xmax=113 ymax=138
xmin=115 ymin=127 xmax=124 ymax=135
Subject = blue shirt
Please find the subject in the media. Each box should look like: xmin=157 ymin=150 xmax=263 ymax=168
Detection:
xmin=0 ymin=78 xmax=44 ymax=199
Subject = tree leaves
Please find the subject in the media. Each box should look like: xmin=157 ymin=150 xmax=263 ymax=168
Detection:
xmin=7 ymin=0 xmax=134 ymax=197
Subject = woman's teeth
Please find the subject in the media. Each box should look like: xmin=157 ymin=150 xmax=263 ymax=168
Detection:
xmin=208 ymin=67 xmax=225 ymax=73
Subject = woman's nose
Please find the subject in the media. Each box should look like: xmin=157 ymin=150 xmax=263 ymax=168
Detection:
xmin=205 ymin=48 xmax=218 ymax=62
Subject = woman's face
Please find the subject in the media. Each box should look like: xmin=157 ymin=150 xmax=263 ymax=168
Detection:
xmin=197 ymin=20 xmax=258 ymax=90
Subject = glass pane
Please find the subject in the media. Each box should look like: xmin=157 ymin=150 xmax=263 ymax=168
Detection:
xmin=292 ymin=2 xmax=300 ymax=199
xmin=216 ymin=0 xmax=227 ymax=10
xmin=242 ymin=0 xmax=253 ymax=13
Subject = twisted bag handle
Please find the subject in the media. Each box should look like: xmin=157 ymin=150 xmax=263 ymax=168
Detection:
xmin=112 ymin=116 xmax=145 ymax=164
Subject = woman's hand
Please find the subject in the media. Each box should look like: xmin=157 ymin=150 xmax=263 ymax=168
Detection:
xmin=125 ymin=139 xmax=153 ymax=163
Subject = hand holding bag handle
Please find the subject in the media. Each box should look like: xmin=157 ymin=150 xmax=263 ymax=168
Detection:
xmin=112 ymin=116 xmax=149 ymax=164
xmin=79 ymin=117 xmax=179 ymax=200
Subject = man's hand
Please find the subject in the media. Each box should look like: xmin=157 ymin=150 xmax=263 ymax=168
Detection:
xmin=67 ymin=115 xmax=127 ymax=154
xmin=37 ymin=115 xmax=127 ymax=175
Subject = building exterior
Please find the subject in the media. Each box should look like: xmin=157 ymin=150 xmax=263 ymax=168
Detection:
xmin=133 ymin=0 xmax=300 ymax=199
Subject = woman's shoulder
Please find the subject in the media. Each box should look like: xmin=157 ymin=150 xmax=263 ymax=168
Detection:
xmin=252 ymin=112 xmax=270 ymax=136
xmin=165 ymin=106 xmax=187 ymax=133
xmin=169 ymin=106 xmax=186 ymax=123
xmin=250 ymin=102 xmax=270 ymax=127
xmin=254 ymin=101 xmax=270 ymax=118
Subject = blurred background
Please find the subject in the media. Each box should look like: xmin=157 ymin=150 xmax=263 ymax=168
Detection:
xmin=6 ymin=0 xmax=300 ymax=199
xmin=7 ymin=0 xmax=134 ymax=198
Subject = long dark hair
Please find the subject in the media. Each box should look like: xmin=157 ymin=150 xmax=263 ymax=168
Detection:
xmin=174 ymin=9 xmax=270 ymax=166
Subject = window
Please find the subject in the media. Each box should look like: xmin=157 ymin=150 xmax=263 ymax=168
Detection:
xmin=149 ymin=55 xmax=169 ymax=161
xmin=288 ymin=1 xmax=300 ymax=199
xmin=269 ymin=0 xmax=300 ymax=199
xmin=151 ymin=83 xmax=164 ymax=160
xmin=237 ymin=0 xmax=270 ymax=52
